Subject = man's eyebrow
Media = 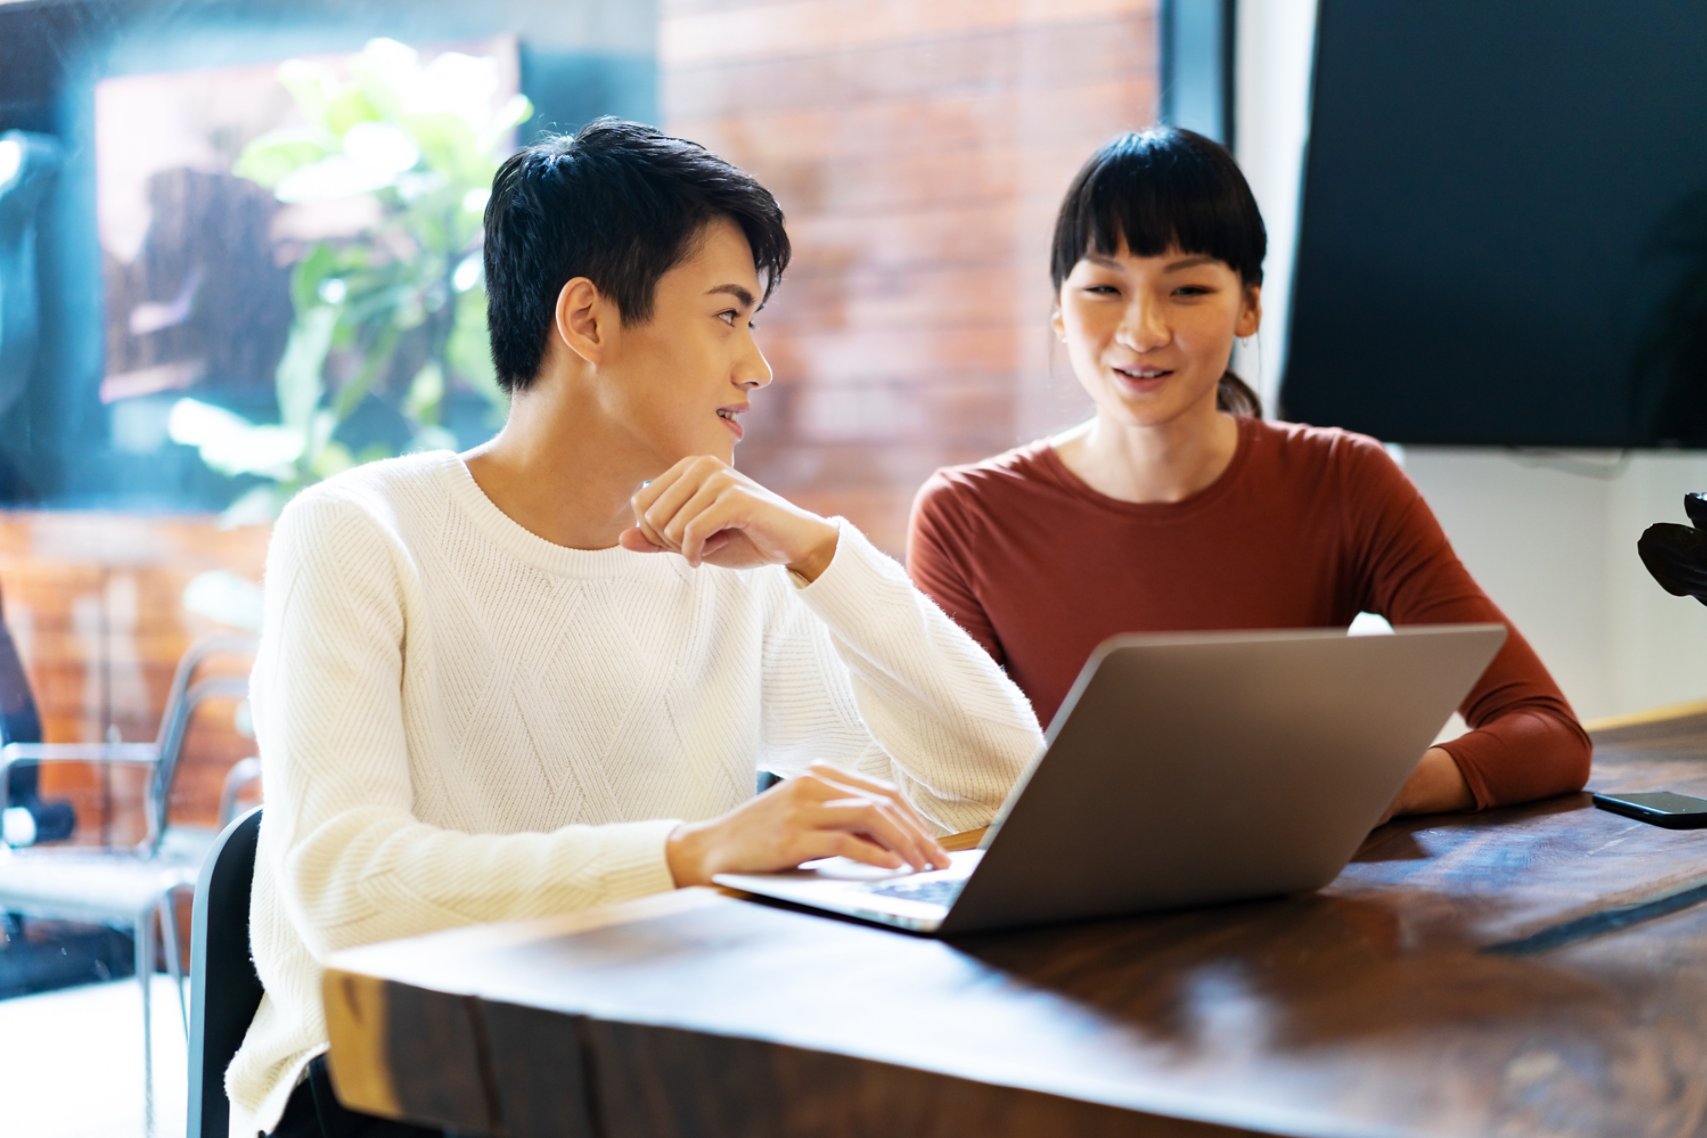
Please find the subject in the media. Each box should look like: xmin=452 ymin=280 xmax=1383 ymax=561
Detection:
xmin=706 ymin=283 xmax=757 ymax=309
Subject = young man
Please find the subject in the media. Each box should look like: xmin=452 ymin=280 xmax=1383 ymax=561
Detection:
xmin=229 ymin=118 xmax=1044 ymax=1138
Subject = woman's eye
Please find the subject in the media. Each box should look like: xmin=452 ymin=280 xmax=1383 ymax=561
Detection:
xmin=1082 ymin=284 xmax=1119 ymax=296
xmin=1174 ymin=285 xmax=1213 ymax=298
xmin=717 ymin=310 xmax=737 ymax=326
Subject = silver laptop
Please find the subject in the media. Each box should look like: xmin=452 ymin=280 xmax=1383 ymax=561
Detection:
xmin=715 ymin=623 xmax=1505 ymax=936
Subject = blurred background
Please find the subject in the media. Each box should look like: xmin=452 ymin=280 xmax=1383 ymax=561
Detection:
xmin=1 ymin=1 xmax=1705 ymax=1132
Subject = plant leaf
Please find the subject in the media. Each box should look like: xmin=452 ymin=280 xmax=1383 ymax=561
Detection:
xmin=306 ymin=408 xmax=339 ymax=464
xmin=403 ymin=111 xmax=483 ymax=181
xmin=309 ymin=440 xmax=356 ymax=480
xmin=404 ymin=361 xmax=444 ymax=426
xmin=449 ymin=288 xmax=504 ymax=419
xmin=411 ymin=425 xmax=458 ymax=453
xmin=217 ymin=489 xmax=289 ymax=532
xmin=481 ymin=94 xmax=534 ymax=153
xmin=234 ymin=128 xmax=335 ymax=189
xmin=276 ymin=305 xmax=338 ymax=433
xmin=168 ymin=399 xmax=304 ymax=477
xmin=324 ymin=88 xmax=384 ymax=140
xmin=353 ymin=38 xmax=418 ymax=122
xmin=290 ymin=244 xmax=340 ymax=315
xmin=277 ymin=59 xmax=336 ymax=127
xmin=332 ymin=322 xmax=401 ymax=424
xmin=168 ymin=397 xmax=256 ymax=446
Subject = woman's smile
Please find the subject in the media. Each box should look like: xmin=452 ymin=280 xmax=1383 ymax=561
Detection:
xmin=1111 ymin=363 xmax=1175 ymax=396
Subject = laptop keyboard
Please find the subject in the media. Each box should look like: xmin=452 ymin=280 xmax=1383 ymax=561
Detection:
xmin=866 ymin=875 xmax=965 ymax=907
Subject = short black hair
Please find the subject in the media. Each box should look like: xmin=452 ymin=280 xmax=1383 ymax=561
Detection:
xmin=482 ymin=117 xmax=792 ymax=392
xmin=1050 ymin=126 xmax=1266 ymax=294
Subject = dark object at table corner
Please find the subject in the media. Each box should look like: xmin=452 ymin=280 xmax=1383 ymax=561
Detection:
xmin=1637 ymin=492 xmax=1707 ymax=607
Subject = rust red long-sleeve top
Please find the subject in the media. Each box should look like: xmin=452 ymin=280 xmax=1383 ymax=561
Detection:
xmin=907 ymin=417 xmax=1591 ymax=810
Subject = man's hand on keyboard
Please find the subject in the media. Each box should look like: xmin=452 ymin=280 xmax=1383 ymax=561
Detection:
xmin=665 ymin=762 xmax=952 ymax=887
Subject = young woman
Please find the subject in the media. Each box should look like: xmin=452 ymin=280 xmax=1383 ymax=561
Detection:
xmin=907 ymin=127 xmax=1589 ymax=818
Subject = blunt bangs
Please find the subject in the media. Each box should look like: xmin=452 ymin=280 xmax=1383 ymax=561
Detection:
xmin=1050 ymin=127 xmax=1267 ymax=292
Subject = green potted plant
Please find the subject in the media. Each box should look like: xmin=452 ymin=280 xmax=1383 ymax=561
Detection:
xmin=171 ymin=37 xmax=529 ymax=528
xmin=169 ymin=38 xmax=529 ymax=630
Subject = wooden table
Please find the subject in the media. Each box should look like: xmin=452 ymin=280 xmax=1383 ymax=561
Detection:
xmin=323 ymin=706 xmax=1707 ymax=1138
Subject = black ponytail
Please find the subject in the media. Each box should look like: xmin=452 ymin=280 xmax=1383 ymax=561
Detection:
xmin=1217 ymin=371 xmax=1262 ymax=417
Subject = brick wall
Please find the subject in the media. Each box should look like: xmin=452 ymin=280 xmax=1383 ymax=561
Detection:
xmin=0 ymin=514 xmax=265 ymax=842
xmin=660 ymin=0 xmax=1162 ymax=553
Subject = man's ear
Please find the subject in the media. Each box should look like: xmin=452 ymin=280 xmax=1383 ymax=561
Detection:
xmin=1236 ymin=284 xmax=1263 ymax=339
xmin=555 ymin=277 xmax=614 ymax=364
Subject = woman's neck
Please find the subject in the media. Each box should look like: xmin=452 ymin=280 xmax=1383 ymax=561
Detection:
xmin=1052 ymin=407 xmax=1241 ymax=504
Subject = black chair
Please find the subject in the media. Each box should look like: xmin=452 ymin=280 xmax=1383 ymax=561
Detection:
xmin=188 ymin=805 xmax=264 ymax=1138
xmin=0 ymin=579 xmax=76 ymax=845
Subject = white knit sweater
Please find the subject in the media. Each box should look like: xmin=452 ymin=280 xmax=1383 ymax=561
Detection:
xmin=227 ymin=451 xmax=1043 ymax=1136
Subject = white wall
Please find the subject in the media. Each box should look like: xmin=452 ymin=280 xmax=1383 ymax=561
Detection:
xmin=1233 ymin=0 xmax=1707 ymax=722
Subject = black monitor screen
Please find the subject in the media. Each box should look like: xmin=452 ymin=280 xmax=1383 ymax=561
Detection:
xmin=1281 ymin=0 xmax=1707 ymax=448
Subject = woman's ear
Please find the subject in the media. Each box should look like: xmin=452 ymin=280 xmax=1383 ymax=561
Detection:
xmin=555 ymin=277 xmax=611 ymax=364
xmin=1051 ymin=304 xmax=1067 ymax=343
xmin=1236 ymin=284 xmax=1263 ymax=339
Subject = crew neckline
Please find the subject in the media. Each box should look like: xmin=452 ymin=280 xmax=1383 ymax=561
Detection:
xmin=1030 ymin=415 xmax=1260 ymax=520
xmin=426 ymin=451 xmax=686 ymax=580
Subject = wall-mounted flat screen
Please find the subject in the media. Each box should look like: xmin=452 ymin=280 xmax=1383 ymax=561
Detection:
xmin=1282 ymin=0 xmax=1707 ymax=448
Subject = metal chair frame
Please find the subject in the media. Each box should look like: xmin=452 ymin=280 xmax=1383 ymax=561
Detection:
xmin=0 ymin=633 xmax=256 ymax=1134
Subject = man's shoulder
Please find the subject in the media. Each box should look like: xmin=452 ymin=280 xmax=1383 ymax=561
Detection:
xmin=276 ymin=451 xmax=458 ymax=546
xmin=304 ymin=449 xmax=454 ymax=497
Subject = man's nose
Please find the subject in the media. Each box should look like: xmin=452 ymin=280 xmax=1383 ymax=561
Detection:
xmin=736 ymin=339 xmax=773 ymax=389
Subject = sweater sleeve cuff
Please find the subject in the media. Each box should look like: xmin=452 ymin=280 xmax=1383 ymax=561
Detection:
xmin=1434 ymin=740 xmax=1494 ymax=811
xmin=788 ymin=517 xmax=902 ymax=625
xmin=588 ymin=818 xmax=683 ymax=901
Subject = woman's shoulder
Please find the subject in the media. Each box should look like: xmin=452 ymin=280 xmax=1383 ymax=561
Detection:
xmin=1244 ymin=419 xmax=1425 ymax=535
xmin=916 ymin=438 xmax=1064 ymax=511
xmin=1248 ymin=418 xmax=1403 ymax=478
xmin=925 ymin=438 xmax=1058 ymax=489
xmin=911 ymin=439 xmax=1075 ymax=552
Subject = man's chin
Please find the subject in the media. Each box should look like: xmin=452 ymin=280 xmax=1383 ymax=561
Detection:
xmin=651 ymin=442 xmax=738 ymax=473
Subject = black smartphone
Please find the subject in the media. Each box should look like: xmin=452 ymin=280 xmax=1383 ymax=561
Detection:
xmin=1591 ymin=790 xmax=1707 ymax=829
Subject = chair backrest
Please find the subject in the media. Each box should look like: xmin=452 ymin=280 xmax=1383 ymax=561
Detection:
xmin=188 ymin=805 xmax=264 ymax=1138
xmin=144 ymin=635 xmax=255 ymax=853
xmin=0 ymin=580 xmax=77 ymax=843
xmin=0 ymin=581 xmax=45 ymax=791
